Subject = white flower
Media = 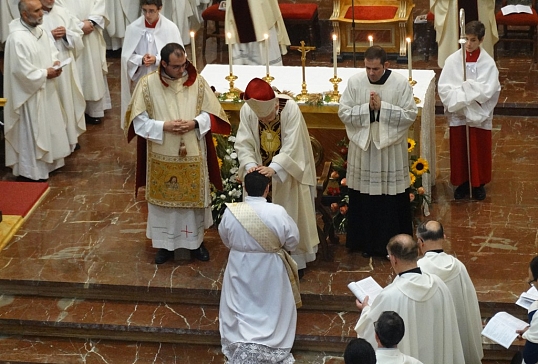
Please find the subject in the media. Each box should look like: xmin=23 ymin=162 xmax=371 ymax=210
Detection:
xmin=224 ymin=155 xmax=231 ymax=161
xmin=231 ymin=189 xmax=242 ymax=198
xmin=230 ymin=167 xmax=238 ymax=174
xmin=226 ymin=148 xmax=232 ymax=154
xmin=220 ymin=194 xmax=226 ymax=199
xmin=230 ymin=152 xmax=237 ymax=159
xmin=228 ymin=136 xmax=236 ymax=142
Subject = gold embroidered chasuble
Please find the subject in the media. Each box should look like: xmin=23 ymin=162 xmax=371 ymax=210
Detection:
xmin=126 ymin=70 xmax=227 ymax=208
xmin=226 ymin=202 xmax=302 ymax=308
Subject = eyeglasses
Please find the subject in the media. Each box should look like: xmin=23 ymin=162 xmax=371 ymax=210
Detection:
xmin=166 ymin=61 xmax=188 ymax=71
xmin=142 ymin=9 xmax=158 ymax=14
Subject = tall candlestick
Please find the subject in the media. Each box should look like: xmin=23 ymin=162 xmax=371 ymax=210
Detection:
xmin=227 ymin=32 xmax=233 ymax=74
xmin=368 ymin=35 xmax=373 ymax=47
xmin=406 ymin=37 xmax=412 ymax=80
xmin=264 ymin=33 xmax=269 ymax=75
xmin=190 ymin=31 xmax=196 ymax=69
xmin=332 ymin=34 xmax=338 ymax=77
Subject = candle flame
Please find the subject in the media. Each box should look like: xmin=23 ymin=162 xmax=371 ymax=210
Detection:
xmin=227 ymin=32 xmax=231 ymax=39
xmin=332 ymin=34 xmax=337 ymax=41
xmin=406 ymin=37 xmax=411 ymax=43
xmin=190 ymin=31 xmax=195 ymax=37
xmin=264 ymin=33 xmax=269 ymax=40
xmin=368 ymin=35 xmax=373 ymax=41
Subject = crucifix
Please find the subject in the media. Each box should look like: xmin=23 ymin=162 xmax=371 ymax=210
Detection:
xmin=289 ymin=41 xmax=316 ymax=102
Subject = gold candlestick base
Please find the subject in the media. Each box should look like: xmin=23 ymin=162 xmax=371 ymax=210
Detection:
xmin=262 ymin=74 xmax=274 ymax=84
xmin=296 ymin=82 xmax=310 ymax=102
xmin=329 ymin=76 xmax=342 ymax=102
xmin=408 ymin=77 xmax=417 ymax=86
xmin=224 ymin=73 xmax=239 ymax=100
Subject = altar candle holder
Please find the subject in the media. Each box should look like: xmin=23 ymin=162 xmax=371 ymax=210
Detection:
xmin=224 ymin=73 xmax=239 ymax=100
xmin=262 ymin=73 xmax=274 ymax=84
xmin=329 ymin=76 xmax=342 ymax=102
xmin=296 ymin=81 xmax=310 ymax=102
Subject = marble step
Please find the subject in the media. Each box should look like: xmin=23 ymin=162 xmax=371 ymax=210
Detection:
xmin=0 ymin=294 xmax=358 ymax=353
xmin=0 ymin=335 xmax=346 ymax=364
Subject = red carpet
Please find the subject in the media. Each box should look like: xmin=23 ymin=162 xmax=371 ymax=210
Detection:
xmin=0 ymin=181 xmax=49 ymax=217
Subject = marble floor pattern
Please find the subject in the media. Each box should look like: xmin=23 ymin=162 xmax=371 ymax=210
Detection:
xmin=2 ymin=17 xmax=538 ymax=363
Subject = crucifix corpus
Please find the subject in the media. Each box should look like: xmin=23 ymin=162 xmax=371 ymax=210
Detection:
xmin=289 ymin=41 xmax=316 ymax=102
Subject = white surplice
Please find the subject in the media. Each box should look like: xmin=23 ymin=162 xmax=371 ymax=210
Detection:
xmin=42 ymin=5 xmax=86 ymax=150
xmin=3 ymin=19 xmax=71 ymax=180
xmin=235 ymin=96 xmax=319 ymax=270
xmin=418 ymin=252 xmax=484 ymax=364
xmin=376 ymin=348 xmax=424 ymax=364
xmin=430 ymin=0 xmax=498 ymax=68
xmin=218 ymin=196 xmax=299 ymax=364
xmin=55 ymin=0 xmax=111 ymax=118
xmin=338 ymin=71 xmax=417 ymax=195
xmin=120 ymin=14 xmax=182 ymax=128
xmin=438 ymin=47 xmax=500 ymax=130
xmin=354 ymin=271 xmax=465 ymax=364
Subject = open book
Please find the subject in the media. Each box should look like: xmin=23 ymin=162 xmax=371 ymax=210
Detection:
xmin=501 ymin=4 xmax=533 ymax=16
xmin=481 ymin=311 xmax=528 ymax=349
xmin=347 ymin=276 xmax=383 ymax=303
xmin=516 ymin=285 xmax=538 ymax=310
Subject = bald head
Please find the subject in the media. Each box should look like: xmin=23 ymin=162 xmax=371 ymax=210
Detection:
xmin=387 ymin=234 xmax=419 ymax=262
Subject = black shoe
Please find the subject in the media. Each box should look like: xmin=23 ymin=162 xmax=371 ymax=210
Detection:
xmin=16 ymin=175 xmax=46 ymax=183
xmin=74 ymin=143 xmax=81 ymax=151
xmin=85 ymin=114 xmax=102 ymax=125
xmin=192 ymin=243 xmax=210 ymax=261
xmin=454 ymin=182 xmax=470 ymax=200
xmin=472 ymin=185 xmax=486 ymax=200
xmin=155 ymin=248 xmax=173 ymax=264
xmin=298 ymin=269 xmax=305 ymax=280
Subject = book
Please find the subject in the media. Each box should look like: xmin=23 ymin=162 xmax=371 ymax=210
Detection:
xmin=347 ymin=276 xmax=383 ymax=303
xmin=481 ymin=311 xmax=528 ymax=349
xmin=52 ymin=57 xmax=72 ymax=70
xmin=414 ymin=14 xmax=428 ymax=24
xmin=501 ymin=4 xmax=533 ymax=16
xmin=516 ymin=286 xmax=538 ymax=310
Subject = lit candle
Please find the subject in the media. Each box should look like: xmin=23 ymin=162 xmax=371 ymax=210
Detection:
xmin=227 ymin=32 xmax=233 ymax=74
xmin=368 ymin=35 xmax=373 ymax=47
xmin=332 ymin=34 xmax=338 ymax=77
xmin=406 ymin=37 xmax=412 ymax=80
xmin=190 ymin=31 xmax=196 ymax=69
xmin=264 ymin=33 xmax=269 ymax=75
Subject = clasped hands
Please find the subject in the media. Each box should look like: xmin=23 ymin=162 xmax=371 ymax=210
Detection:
xmin=369 ymin=91 xmax=381 ymax=111
xmin=47 ymin=61 xmax=62 ymax=79
xmin=51 ymin=26 xmax=66 ymax=40
xmin=164 ymin=119 xmax=196 ymax=135
xmin=247 ymin=165 xmax=276 ymax=178
xmin=142 ymin=54 xmax=156 ymax=67
xmin=81 ymin=20 xmax=94 ymax=35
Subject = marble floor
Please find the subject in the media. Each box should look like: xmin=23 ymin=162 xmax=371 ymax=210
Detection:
xmin=1 ymin=16 xmax=538 ymax=363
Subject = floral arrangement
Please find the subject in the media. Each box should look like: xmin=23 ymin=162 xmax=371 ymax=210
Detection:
xmin=327 ymin=137 xmax=431 ymax=233
xmin=210 ymin=126 xmax=242 ymax=225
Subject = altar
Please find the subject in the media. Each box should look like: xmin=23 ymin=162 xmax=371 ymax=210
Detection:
xmin=200 ymin=64 xmax=436 ymax=210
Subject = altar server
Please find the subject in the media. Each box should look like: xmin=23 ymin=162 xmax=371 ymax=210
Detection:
xmin=120 ymin=0 xmax=182 ymax=128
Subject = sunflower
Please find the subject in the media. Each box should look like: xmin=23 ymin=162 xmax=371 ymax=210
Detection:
xmin=411 ymin=158 xmax=429 ymax=176
xmin=407 ymin=138 xmax=416 ymax=153
xmin=212 ymin=136 xmax=218 ymax=148
xmin=409 ymin=172 xmax=416 ymax=186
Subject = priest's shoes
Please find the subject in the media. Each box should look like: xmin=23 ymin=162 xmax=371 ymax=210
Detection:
xmin=454 ymin=182 xmax=470 ymax=200
xmin=85 ymin=114 xmax=102 ymax=125
xmin=155 ymin=248 xmax=173 ymax=264
xmin=192 ymin=243 xmax=210 ymax=261
xmin=472 ymin=185 xmax=486 ymax=201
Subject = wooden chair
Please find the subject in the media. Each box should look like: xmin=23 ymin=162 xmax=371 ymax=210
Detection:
xmin=201 ymin=0 xmax=225 ymax=59
xmin=279 ymin=3 xmax=321 ymax=47
xmin=494 ymin=0 xmax=538 ymax=63
xmin=330 ymin=0 xmax=415 ymax=56
xmin=311 ymin=136 xmax=339 ymax=261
